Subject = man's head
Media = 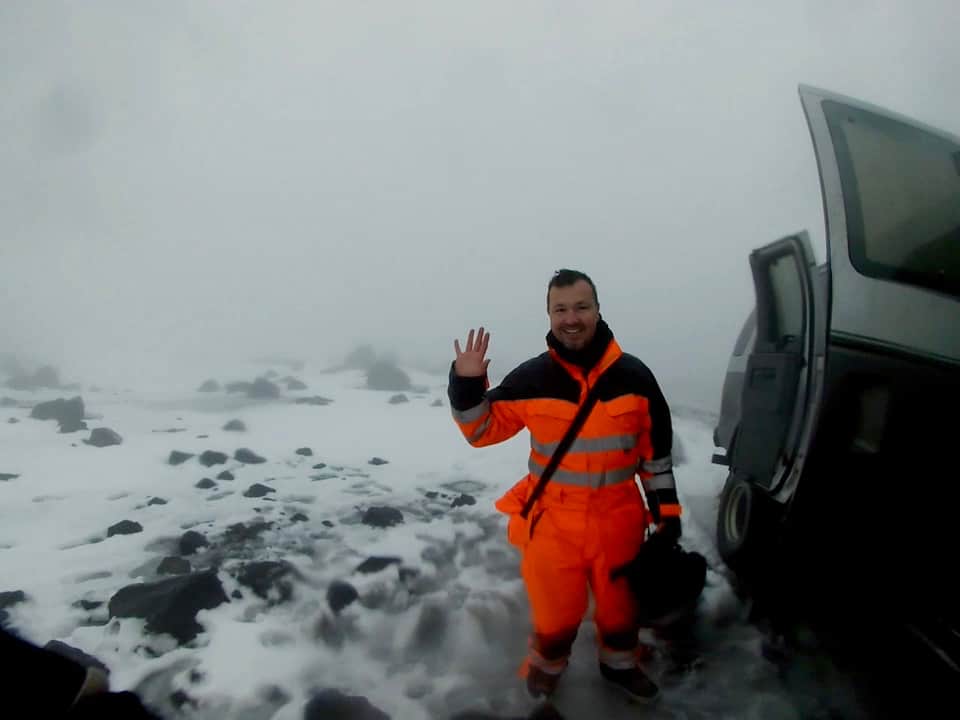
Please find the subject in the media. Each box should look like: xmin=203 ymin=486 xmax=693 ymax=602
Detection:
xmin=547 ymin=269 xmax=600 ymax=351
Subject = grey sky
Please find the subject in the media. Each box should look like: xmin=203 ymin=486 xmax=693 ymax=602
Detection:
xmin=2 ymin=1 xmax=958 ymax=406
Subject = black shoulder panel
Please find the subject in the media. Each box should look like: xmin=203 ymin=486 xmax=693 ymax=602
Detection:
xmin=487 ymin=353 xmax=581 ymax=404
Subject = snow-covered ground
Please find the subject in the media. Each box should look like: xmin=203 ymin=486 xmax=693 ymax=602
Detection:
xmin=0 ymin=361 xmax=867 ymax=719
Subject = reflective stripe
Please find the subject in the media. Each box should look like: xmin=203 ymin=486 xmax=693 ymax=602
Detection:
xmin=659 ymin=503 xmax=682 ymax=518
xmin=528 ymin=458 xmax=636 ymax=488
xmin=451 ymin=400 xmax=489 ymax=424
xmin=531 ymin=434 xmax=637 ymax=456
xmin=642 ymin=470 xmax=676 ymax=491
xmin=468 ymin=415 xmax=492 ymax=442
xmin=643 ymin=456 xmax=673 ymax=474
xmin=527 ymin=648 xmax=568 ymax=674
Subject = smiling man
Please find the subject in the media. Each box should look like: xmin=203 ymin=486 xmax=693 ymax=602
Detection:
xmin=448 ymin=269 xmax=681 ymax=703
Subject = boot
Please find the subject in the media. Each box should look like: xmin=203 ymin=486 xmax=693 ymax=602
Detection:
xmin=526 ymin=664 xmax=563 ymax=698
xmin=598 ymin=662 xmax=659 ymax=703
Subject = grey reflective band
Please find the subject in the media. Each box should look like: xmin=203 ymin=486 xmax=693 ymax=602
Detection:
xmin=642 ymin=470 xmax=676 ymax=491
xmin=528 ymin=458 xmax=636 ymax=488
xmin=468 ymin=415 xmax=493 ymax=442
xmin=642 ymin=456 xmax=673 ymax=474
xmin=451 ymin=400 xmax=490 ymax=424
xmin=531 ymin=434 xmax=637 ymax=456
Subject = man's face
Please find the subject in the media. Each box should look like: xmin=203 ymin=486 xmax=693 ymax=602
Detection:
xmin=548 ymin=279 xmax=599 ymax=351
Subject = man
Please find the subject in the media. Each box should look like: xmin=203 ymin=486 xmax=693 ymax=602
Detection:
xmin=448 ymin=269 xmax=681 ymax=702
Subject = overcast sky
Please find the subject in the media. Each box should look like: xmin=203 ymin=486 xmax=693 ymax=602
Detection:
xmin=2 ymin=0 xmax=958 ymax=407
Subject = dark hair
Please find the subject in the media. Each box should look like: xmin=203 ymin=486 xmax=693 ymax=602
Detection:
xmin=547 ymin=269 xmax=598 ymax=308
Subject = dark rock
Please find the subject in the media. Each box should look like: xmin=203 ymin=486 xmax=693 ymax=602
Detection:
xmin=361 ymin=506 xmax=403 ymax=528
xmin=303 ymin=689 xmax=390 ymax=720
xmin=233 ymin=561 xmax=300 ymax=604
xmin=326 ymin=581 xmax=359 ymax=614
xmin=355 ymin=557 xmax=402 ymax=574
xmin=43 ymin=640 xmax=110 ymax=676
xmin=225 ymin=381 xmax=252 ymax=395
xmin=1 ymin=397 xmax=18 ymax=407
xmin=223 ymin=419 xmax=246 ymax=432
xmin=243 ymin=483 xmax=275 ymax=498
xmin=30 ymin=396 xmax=85 ymax=432
xmin=430 ymin=398 xmax=443 ymax=407
xmin=196 ymin=379 xmax=220 ymax=392
xmin=157 ymin=557 xmax=191 ymax=575
xmin=295 ymin=447 xmax=313 ymax=457
xmin=231 ymin=589 xmax=242 ymax=600
xmin=322 ymin=520 xmax=335 ymax=527
xmin=425 ymin=491 xmax=438 ymax=499
xmin=6 ymin=365 xmax=60 ymax=391
xmin=216 ymin=470 xmax=234 ymax=481
xmin=194 ymin=478 xmax=216 ymax=490
xmin=168 ymin=450 xmax=194 ymax=466
xmin=6 ymin=418 xmax=17 ymax=424
xmin=170 ymin=689 xmax=197 ymax=711
xmin=179 ymin=531 xmax=208 ymax=555
xmin=408 ymin=603 xmax=448 ymax=655
xmin=0 ymin=473 xmax=19 ymax=481
xmin=77 ymin=599 xmax=103 ymax=611
xmin=0 ymin=590 xmax=27 ymax=610
xmin=294 ymin=396 xmax=332 ymax=406
xmin=83 ymin=427 xmax=122 ymax=447
xmin=234 ymin=448 xmax=266 ymax=464
xmin=108 ymin=571 xmax=229 ymax=644
xmin=223 ymin=520 xmax=273 ymax=544
xmin=198 ymin=450 xmax=228 ymax=467
xmin=285 ymin=378 xmax=307 ymax=391
xmin=365 ymin=360 xmax=411 ymax=392
xmin=312 ymin=463 xmax=327 ymax=470
xmin=311 ymin=473 xmax=338 ymax=481
xmin=343 ymin=344 xmax=377 ymax=370
xmin=368 ymin=457 xmax=389 ymax=466
xmin=248 ymin=378 xmax=280 ymax=399
xmin=388 ymin=394 xmax=408 ymax=404
xmin=147 ymin=497 xmax=168 ymax=506
xmin=451 ymin=493 xmax=477 ymax=508
xmin=291 ymin=513 xmax=308 ymax=523
xmin=107 ymin=520 xmax=143 ymax=537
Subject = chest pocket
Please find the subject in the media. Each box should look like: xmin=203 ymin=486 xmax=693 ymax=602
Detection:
xmin=601 ymin=395 xmax=650 ymax=438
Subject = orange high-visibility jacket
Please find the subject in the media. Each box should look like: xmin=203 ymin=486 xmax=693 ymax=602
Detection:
xmin=448 ymin=337 xmax=679 ymax=520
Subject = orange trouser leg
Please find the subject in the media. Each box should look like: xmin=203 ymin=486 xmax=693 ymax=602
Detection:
xmin=586 ymin=500 xmax=647 ymax=667
xmin=519 ymin=509 xmax=589 ymax=670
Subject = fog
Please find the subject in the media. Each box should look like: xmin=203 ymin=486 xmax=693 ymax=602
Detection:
xmin=2 ymin=0 xmax=957 ymax=408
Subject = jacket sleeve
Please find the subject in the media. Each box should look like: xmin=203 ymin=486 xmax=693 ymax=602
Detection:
xmin=0 ymin=627 xmax=90 ymax=714
xmin=636 ymin=367 xmax=682 ymax=522
xmin=447 ymin=363 xmax=526 ymax=447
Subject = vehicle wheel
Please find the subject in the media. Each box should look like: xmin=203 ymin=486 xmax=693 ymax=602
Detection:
xmin=716 ymin=472 xmax=780 ymax=579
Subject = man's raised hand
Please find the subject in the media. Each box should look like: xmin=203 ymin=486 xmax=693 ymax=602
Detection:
xmin=454 ymin=327 xmax=491 ymax=377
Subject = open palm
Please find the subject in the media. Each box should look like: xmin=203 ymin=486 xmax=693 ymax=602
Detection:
xmin=454 ymin=327 xmax=491 ymax=377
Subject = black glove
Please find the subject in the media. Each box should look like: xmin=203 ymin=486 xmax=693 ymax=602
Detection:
xmin=656 ymin=515 xmax=682 ymax=543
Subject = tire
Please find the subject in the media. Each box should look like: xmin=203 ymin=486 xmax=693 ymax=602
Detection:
xmin=716 ymin=472 xmax=781 ymax=581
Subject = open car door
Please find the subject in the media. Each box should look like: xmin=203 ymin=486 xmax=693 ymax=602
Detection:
xmin=800 ymin=85 xmax=960 ymax=362
xmin=731 ymin=232 xmax=817 ymax=493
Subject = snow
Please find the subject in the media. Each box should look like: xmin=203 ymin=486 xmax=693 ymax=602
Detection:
xmin=0 ymin=360 xmax=860 ymax=719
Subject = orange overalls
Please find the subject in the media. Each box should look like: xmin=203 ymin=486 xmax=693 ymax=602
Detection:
xmin=451 ymin=338 xmax=675 ymax=674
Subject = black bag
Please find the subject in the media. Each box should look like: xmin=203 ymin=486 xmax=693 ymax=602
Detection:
xmin=611 ymin=531 xmax=707 ymax=627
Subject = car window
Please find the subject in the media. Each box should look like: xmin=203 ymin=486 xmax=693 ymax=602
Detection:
xmin=768 ymin=255 xmax=804 ymax=349
xmin=823 ymin=100 xmax=960 ymax=299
